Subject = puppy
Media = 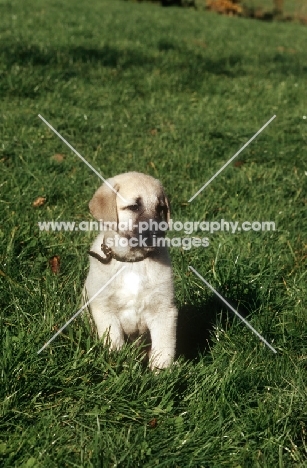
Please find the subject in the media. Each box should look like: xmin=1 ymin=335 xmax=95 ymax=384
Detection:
xmin=84 ymin=172 xmax=177 ymax=370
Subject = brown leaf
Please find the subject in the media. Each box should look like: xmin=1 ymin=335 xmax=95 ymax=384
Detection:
xmin=148 ymin=418 xmax=158 ymax=428
xmin=234 ymin=160 xmax=244 ymax=167
xmin=51 ymin=153 xmax=65 ymax=163
xmin=32 ymin=196 xmax=46 ymax=207
xmin=49 ymin=255 xmax=60 ymax=274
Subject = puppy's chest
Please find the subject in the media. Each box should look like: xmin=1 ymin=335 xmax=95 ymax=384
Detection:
xmin=116 ymin=270 xmax=148 ymax=334
xmin=105 ymin=264 xmax=155 ymax=309
xmin=121 ymin=270 xmax=143 ymax=297
xmin=115 ymin=269 xmax=150 ymax=310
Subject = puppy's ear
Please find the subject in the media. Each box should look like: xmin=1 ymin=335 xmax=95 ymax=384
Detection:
xmin=89 ymin=183 xmax=120 ymax=222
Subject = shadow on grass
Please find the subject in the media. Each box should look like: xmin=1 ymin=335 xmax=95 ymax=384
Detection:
xmin=176 ymin=283 xmax=277 ymax=361
xmin=0 ymin=43 xmax=153 ymax=68
xmin=176 ymin=297 xmax=230 ymax=361
xmin=0 ymin=41 xmax=242 ymax=76
xmin=1 ymin=40 xmax=306 ymax=98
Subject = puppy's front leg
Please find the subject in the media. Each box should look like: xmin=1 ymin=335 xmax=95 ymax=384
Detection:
xmin=148 ymin=307 xmax=177 ymax=370
xmin=90 ymin=301 xmax=124 ymax=351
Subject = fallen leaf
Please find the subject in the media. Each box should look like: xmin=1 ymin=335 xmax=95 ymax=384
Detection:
xmin=32 ymin=196 xmax=46 ymax=207
xmin=51 ymin=153 xmax=65 ymax=163
xmin=49 ymin=255 xmax=60 ymax=274
xmin=148 ymin=418 xmax=158 ymax=428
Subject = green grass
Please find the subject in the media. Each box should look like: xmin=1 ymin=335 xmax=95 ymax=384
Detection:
xmin=1 ymin=0 xmax=307 ymax=466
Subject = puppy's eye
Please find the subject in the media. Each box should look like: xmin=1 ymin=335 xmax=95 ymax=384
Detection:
xmin=126 ymin=204 xmax=139 ymax=212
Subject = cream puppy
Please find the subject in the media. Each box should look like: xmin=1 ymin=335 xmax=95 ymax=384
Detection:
xmin=84 ymin=172 xmax=177 ymax=370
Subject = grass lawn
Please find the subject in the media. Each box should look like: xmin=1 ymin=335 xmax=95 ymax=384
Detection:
xmin=1 ymin=0 xmax=307 ymax=466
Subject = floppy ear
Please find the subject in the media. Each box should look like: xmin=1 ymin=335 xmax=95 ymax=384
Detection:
xmin=89 ymin=182 xmax=120 ymax=222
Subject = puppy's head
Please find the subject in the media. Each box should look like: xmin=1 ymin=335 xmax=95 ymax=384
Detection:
xmin=89 ymin=172 xmax=170 ymax=247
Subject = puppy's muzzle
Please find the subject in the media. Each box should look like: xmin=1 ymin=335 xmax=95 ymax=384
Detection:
xmin=138 ymin=229 xmax=165 ymax=248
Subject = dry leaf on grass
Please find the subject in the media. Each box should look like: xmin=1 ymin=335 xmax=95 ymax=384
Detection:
xmin=49 ymin=255 xmax=60 ymax=274
xmin=51 ymin=153 xmax=65 ymax=163
xmin=32 ymin=196 xmax=46 ymax=207
xmin=148 ymin=418 xmax=158 ymax=428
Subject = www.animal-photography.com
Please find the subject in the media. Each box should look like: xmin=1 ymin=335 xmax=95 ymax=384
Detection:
xmin=1 ymin=0 xmax=306 ymax=466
